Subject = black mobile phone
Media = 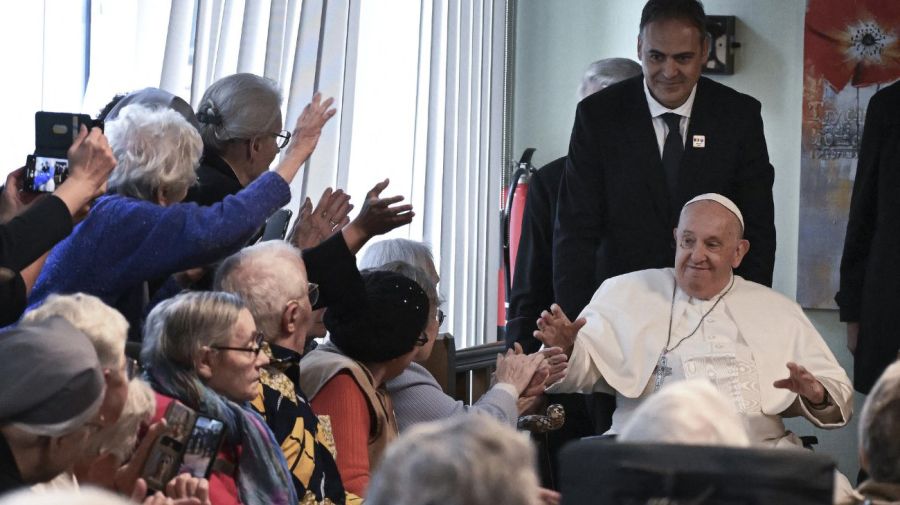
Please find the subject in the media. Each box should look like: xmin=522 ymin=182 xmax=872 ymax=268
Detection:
xmin=261 ymin=208 xmax=294 ymax=241
xmin=24 ymin=112 xmax=97 ymax=193
xmin=178 ymin=415 xmax=225 ymax=479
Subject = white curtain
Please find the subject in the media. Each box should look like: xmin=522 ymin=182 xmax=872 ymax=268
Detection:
xmin=415 ymin=0 xmax=508 ymax=348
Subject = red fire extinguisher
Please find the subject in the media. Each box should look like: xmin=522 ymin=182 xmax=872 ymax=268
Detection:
xmin=497 ymin=148 xmax=536 ymax=339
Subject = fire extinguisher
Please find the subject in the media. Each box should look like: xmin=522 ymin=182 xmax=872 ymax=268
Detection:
xmin=497 ymin=148 xmax=537 ymax=340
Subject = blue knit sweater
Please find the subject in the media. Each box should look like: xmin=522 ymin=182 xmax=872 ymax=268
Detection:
xmin=28 ymin=171 xmax=290 ymax=326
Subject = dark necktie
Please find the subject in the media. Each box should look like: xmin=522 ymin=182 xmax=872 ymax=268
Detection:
xmin=661 ymin=112 xmax=683 ymax=212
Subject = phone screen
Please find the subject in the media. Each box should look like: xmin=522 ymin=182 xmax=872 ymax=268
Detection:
xmin=27 ymin=156 xmax=69 ymax=192
xmin=178 ymin=415 xmax=225 ymax=479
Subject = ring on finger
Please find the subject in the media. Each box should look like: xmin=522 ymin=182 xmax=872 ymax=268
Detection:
xmin=329 ymin=220 xmax=337 ymax=227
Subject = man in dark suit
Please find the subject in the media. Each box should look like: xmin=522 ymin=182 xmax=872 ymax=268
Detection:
xmin=837 ymin=80 xmax=900 ymax=394
xmin=553 ymin=0 xmax=776 ymax=322
xmin=507 ymin=58 xmax=642 ymax=354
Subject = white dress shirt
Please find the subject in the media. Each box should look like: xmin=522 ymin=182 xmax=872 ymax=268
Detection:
xmin=643 ymin=80 xmax=698 ymax=157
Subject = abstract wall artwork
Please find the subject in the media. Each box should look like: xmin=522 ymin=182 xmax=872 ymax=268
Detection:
xmin=798 ymin=0 xmax=900 ymax=308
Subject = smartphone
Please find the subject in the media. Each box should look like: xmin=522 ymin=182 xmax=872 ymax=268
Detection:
xmin=142 ymin=401 xmax=223 ymax=491
xmin=261 ymin=208 xmax=294 ymax=241
xmin=24 ymin=155 xmax=69 ymax=192
xmin=178 ymin=415 xmax=225 ymax=479
xmin=24 ymin=112 xmax=98 ymax=193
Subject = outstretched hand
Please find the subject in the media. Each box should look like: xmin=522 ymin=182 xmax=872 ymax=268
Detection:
xmin=288 ymin=187 xmax=352 ymax=249
xmin=276 ymin=93 xmax=336 ymax=183
xmin=342 ymin=178 xmax=414 ymax=253
xmin=516 ymin=343 xmax=568 ymax=397
xmin=534 ymin=303 xmax=584 ymax=357
xmin=494 ymin=348 xmax=545 ymax=397
xmin=773 ymin=361 xmax=826 ymax=405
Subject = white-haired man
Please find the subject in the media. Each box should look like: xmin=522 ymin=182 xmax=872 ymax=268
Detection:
xmin=537 ymin=194 xmax=852 ymax=447
xmin=214 ymin=240 xmax=359 ymax=504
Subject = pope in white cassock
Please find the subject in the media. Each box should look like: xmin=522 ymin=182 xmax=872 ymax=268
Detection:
xmin=536 ymin=193 xmax=852 ymax=447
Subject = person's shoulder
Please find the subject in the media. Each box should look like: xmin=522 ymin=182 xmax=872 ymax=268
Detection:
xmin=597 ymin=268 xmax=674 ymax=298
xmin=533 ymin=156 xmax=566 ymax=184
xmin=696 ymin=77 xmax=760 ymax=109
xmin=580 ymin=75 xmax=643 ymax=110
xmin=868 ymin=80 xmax=900 ymax=115
xmin=733 ymin=276 xmax=801 ymax=311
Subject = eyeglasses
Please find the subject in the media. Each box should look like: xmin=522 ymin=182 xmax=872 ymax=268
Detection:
xmin=436 ymin=309 xmax=445 ymax=326
xmin=210 ymin=331 xmax=266 ymax=357
xmin=272 ymin=130 xmax=291 ymax=149
xmin=125 ymin=357 xmax=142 ymax=381
xmin=286 ymin=283 xmax=320 ymax=308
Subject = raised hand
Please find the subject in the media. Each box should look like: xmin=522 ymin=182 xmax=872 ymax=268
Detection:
xmin=276 ymin=93 xmax=337 ymax=182
xmin=288 ymin=187 xmax=352 ymax=249
xmin=773 ymin=361 xmax=827 ymax=405
xmin=342 ymin=178 xmax=414 ymax=253
xmin=54 ymin=125 xmax=117 ymax=216
xmin=534 ymin=303 xmax=584 ymax=357
xmin=285 ymin=93 xmax=336 ymax=161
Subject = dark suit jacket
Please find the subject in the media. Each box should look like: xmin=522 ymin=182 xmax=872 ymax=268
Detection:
xmin=506 ymin=156 xmax=565 ymax=353
xmin=836 ymin=80 xmax=900 ymax=393
xmin=554 ymin=75 xmax=776 ymax=317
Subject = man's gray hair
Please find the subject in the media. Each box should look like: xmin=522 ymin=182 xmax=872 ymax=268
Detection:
xmin=859 ymin=360 xmax=900 ymax=483
xmin=106 ymin=104 xmax=202 ymax=202
xmin=366 ymin=415 xmax=541 ymax=505
xmin=359 ymin=238 xmax=438 ymax=283
xmin=23 ymin=293 xmax=128 ymax=370
xmin=578 ymin=57 xmax=642 ymax=100
xmin=619 ymin=379 xmax=750 ymax=447
xmin=196 ymin=73 xmax=283 ymax=154
xmin=214 ymin=241 xmax=307 ymax=341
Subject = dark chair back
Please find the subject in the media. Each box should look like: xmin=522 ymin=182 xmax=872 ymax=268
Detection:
xmin=560 ymin=440 xmax=835 ymax=505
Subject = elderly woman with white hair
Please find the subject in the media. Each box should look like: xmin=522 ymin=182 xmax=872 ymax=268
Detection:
xmin=366 ymin=414 xmax=548 ymax=505
xmin=618 ymin=379 xmax=751 ymax=446
xmin=22 ymin=293 xmax=131 ymax=429
xmin=28 ymin=92 xmax=334 ymax=332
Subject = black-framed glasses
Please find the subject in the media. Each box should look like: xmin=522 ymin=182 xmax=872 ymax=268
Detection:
xmin=210 ymin=331 xmax=266 ymax=357
xmin=272 ymin=130 xmax=291 ymax=149
xmin=437 ymin=309 xmax=445 ymax=326
xmin=415 ymin=331 xmax=429 ymax=347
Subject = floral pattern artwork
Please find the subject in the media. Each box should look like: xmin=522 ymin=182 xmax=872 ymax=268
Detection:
xmin=798 ymin=0 xmax=900 ymax=309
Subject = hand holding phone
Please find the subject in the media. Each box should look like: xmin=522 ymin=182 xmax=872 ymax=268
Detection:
xmin=65 ymin=124 xmax=116 ymax=195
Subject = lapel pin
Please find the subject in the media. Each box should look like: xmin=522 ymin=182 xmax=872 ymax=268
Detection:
xmin=692 ymin=135 xmax=706 ymax=148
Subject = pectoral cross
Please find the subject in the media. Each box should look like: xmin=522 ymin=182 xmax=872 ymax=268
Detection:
xmin=654 ymin=353 xmax=672 ymax=392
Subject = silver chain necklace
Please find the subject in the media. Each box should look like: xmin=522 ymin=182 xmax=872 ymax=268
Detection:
xmin=653 ymin=275 xmax=735 ymax=391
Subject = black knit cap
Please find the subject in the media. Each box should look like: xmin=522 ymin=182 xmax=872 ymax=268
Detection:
xmin=326 ymin=270 xmax=430 ymax=363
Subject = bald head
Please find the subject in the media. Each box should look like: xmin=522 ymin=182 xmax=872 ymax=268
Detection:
xmin=215 ymin=241 xmax=311 ymax=350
